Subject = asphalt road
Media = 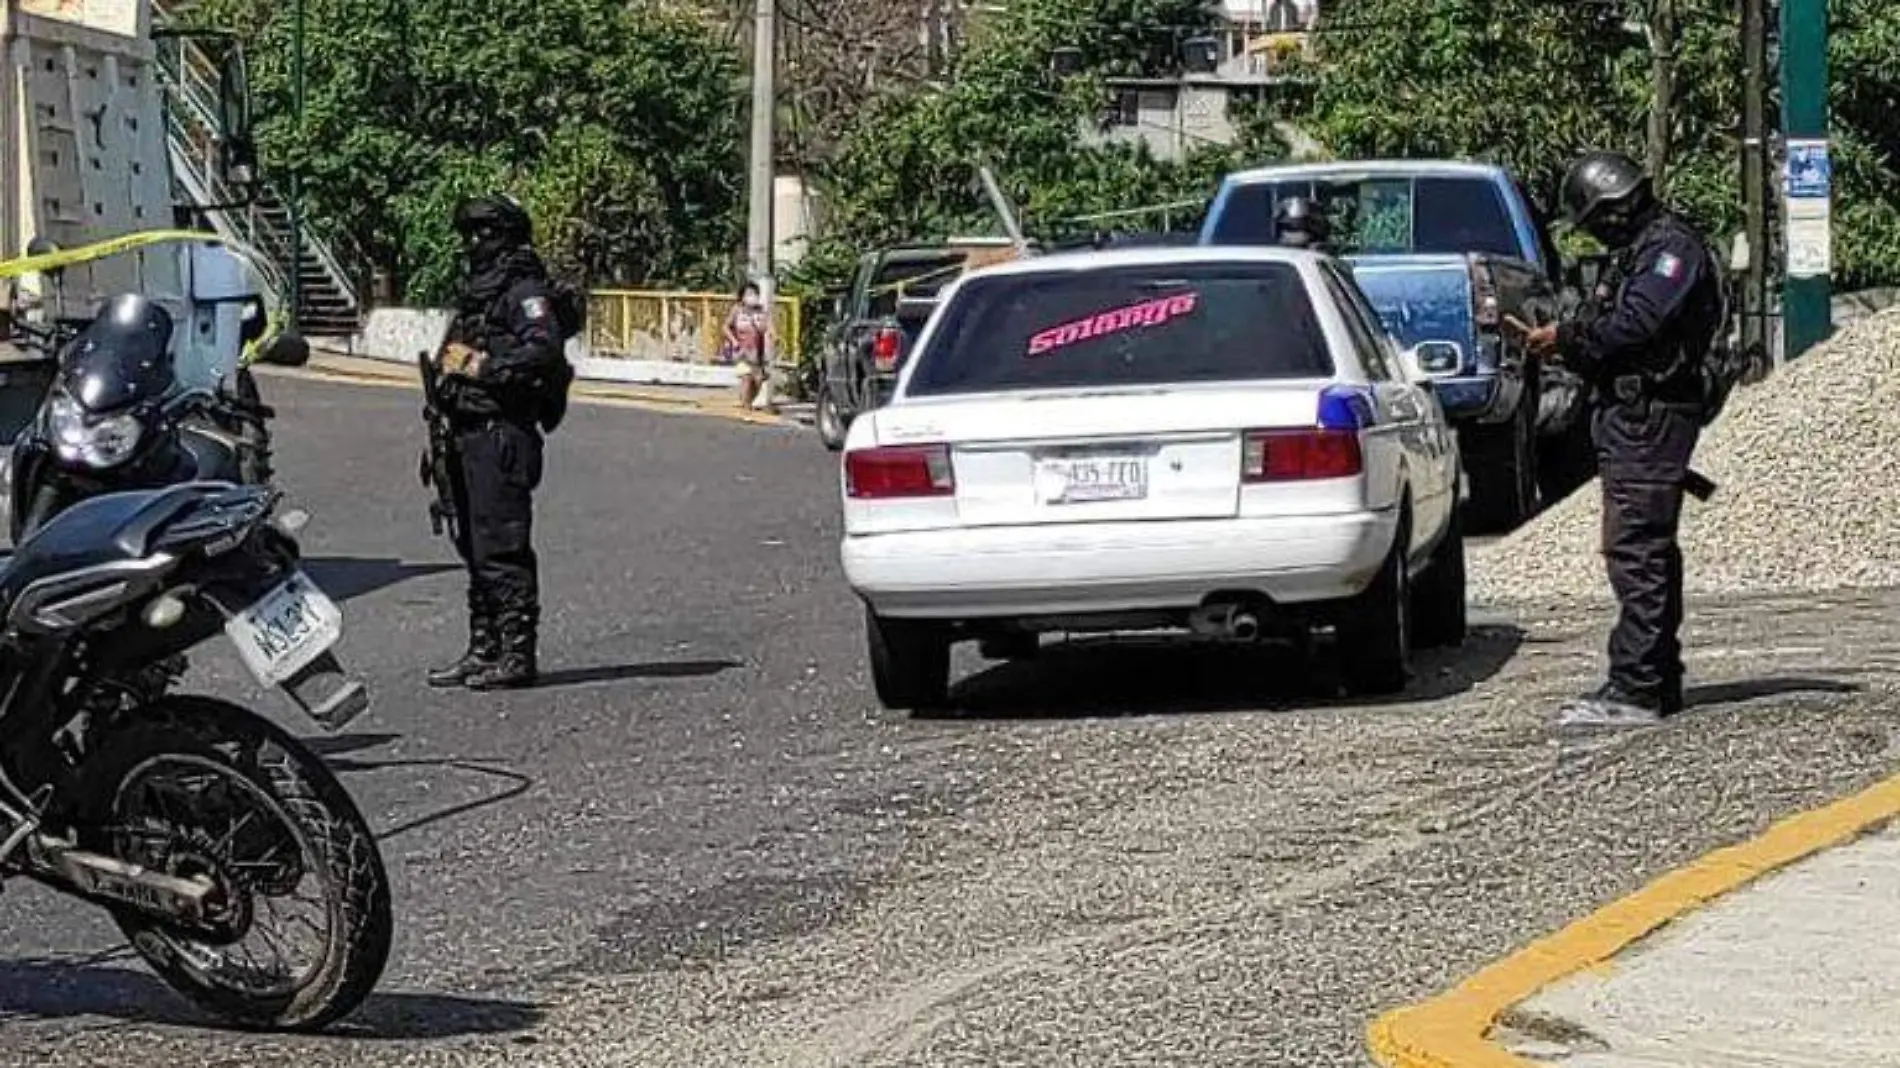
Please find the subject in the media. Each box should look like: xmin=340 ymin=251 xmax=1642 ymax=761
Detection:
xmin=2 ymin=376 xmax=1898 ymax=1067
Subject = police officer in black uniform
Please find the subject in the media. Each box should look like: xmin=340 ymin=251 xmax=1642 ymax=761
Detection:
xmin=1275 ymin=196 xmax=1332 ymax=251
xmin=1521 ymin=151 xmax=1724 ymax=727
xmin=427 ymin=194 xmax=561 ymax=691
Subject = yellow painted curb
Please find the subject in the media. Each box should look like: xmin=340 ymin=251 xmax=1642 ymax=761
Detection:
xmin=265 ymin=362 xmax=793 ymax=428
xmin=1366 ymin=770 xmax=1900 ymax=1068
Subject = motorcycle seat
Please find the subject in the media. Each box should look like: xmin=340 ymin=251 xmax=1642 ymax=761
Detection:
xmin=0 ymin=485 xmax=217 ymax=609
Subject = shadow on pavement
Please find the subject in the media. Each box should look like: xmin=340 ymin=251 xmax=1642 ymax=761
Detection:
xmin=0 ymin=958 xmax=543 ymax=1039
xmin=532 ymin=658 xmax=741 ymax=691
xmin=1686 ymin=675 xmax=1862 ymax=709
xmin=942 ymin=624 xmax=1526 ymax=720
xmin=322 ymin=756 xmax=534 ymax=841
xmin=303 ymin=732 xmax=403 ymax=758
xmin=303 ymin=556 xmax=461 ymax=603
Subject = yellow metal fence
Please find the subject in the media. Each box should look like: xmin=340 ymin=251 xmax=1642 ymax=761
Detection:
xmin=587 ymin=290 xmax=802 ymax=369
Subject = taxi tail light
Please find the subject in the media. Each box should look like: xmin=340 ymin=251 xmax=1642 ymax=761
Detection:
xmin=871 ymin=327 xmax=902 ymax=373
xmin=846 ymin=444 xmax=954 ymax=498
xmin=1241 ymin=428 xmax=1363 ymax=482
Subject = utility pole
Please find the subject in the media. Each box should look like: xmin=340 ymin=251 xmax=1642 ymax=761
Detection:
xmin=1778 ymin=0 xmax=1830 ymax=360
xmin=1644 ymin=0 xmax=1677 ymax=185
xmin=1739 ymin=0 xmax=1768 ymax=366
xmin=746 ymin=0 xmax=777 ymax=370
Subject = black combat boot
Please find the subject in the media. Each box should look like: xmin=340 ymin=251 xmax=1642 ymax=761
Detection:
xmin=428 ymin=610 xmax=498 ymax=688
xmin=1554 ymin=682 xmax=1672 ymax=729
xmin=468 ymin=611 xmax=537 ymax=691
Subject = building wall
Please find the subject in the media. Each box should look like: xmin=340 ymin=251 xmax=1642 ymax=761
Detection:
xmin=1089 ymin=82 xmax=1245 ymax=162
xmin=1081 ymin=2 xmax=1317 ymax=162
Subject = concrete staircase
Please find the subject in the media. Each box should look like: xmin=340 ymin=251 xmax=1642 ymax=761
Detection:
xmin=152 ymin=2 xmax=367 ymax=338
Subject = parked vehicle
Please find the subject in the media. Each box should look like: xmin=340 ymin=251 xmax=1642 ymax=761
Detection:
xmin=839 ymin=246 xmax=1466 ymax=712
xmin=1199 ymin=160 xmax=1595 ymax=530
xmin=0 ymin=480 xmax=387 ymax=1030
xmin=814 ymin=241 xmax=1029 ymax=451
xmin=3 ymin=292 xmax=308 ymax=542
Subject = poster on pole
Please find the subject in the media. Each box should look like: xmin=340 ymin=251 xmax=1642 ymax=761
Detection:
xmin=1787 ymin=214 xmax=1832 ymax=279
xmin=1785 ymin=139 xmax=1831 ymax=200
xmin=1783 ymin=139 xmax=1832 ymax=278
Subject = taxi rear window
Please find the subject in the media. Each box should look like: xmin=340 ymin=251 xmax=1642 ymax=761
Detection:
xmin=905 ymin=262 xmax=1331 ymax=396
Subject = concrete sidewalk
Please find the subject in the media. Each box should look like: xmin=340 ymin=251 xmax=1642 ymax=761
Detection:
xmin=1495 ymin=820 xmax=1900 ymax=1067
xmin=1370 ymin=770 xmax=1900 ymax=1068
xmin=278 ymin=349 xmax=813 ymax=429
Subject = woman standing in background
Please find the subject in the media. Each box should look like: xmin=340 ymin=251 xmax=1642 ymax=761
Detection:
xmin=720 ymin=282 xmax=771 ymax=411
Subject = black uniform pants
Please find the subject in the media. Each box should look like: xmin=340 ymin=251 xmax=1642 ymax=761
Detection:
xmin=1592 ymin=399 xmax=1701 ymax=702
xmin=450 ymin=419 xmax=543 ymax=629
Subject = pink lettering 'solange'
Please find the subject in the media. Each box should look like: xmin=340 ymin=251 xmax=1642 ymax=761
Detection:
xmin=1025 ymin=292 xmax=1200 ymax=357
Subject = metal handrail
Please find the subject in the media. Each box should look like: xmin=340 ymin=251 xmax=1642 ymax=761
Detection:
xmin=149 ymin=18 xmax=367 ymax=316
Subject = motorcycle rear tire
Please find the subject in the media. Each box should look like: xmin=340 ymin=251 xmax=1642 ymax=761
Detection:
xmin=72 ymin=695 xmax=391 ymax=1032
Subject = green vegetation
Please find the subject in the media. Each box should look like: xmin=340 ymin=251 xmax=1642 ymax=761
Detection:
xmin=203 ymin=0 xmax=1900 ymax=305
xmin=193 ymin=0 xmax=748 ymax=303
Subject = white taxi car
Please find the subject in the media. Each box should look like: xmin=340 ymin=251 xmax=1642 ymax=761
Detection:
xmin=838 ymin=246 xmax=1467 ymax=711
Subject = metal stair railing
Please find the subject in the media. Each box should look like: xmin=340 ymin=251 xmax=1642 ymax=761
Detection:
xmin=150 ymin=14 xmax=368 ymax=325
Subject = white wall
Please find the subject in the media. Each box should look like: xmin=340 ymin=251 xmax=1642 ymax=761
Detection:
xmin=350 ymin=308 xmax=740 ymax=388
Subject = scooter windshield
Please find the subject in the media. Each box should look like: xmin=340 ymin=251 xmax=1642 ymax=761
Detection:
xmin=59 ymin=294 xmax=178 ymax=412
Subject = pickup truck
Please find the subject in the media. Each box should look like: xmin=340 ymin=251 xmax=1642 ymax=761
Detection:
xmin=814 ymin=241 xmax=1026 ymax=451
xmin=1199 ymin=160 xmax=1593 ymax=531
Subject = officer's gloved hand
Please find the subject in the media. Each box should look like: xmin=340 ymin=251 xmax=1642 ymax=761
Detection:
xmin=441 ymin=341 xmax=488 ymax=379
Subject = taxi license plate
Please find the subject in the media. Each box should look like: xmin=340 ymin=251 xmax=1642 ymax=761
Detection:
xmin=1037 ymin=456 xmax=1149 ymax=504
xmin=225 ymin=571 xmax=344 ymax=686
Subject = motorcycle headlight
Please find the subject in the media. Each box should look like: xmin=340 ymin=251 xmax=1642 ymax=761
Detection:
xmin=49 ymin=392 xmax=144 ymax=469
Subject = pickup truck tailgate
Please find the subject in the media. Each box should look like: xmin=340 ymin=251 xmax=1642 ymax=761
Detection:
xmin=1343 ymin=255 xmax=1479 ymax=374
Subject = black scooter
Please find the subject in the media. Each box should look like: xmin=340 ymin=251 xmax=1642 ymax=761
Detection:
xmin=5 ymin=293 xmax=307 ymax=543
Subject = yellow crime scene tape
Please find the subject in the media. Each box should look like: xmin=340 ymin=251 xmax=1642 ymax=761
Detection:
xmin=0 ymin=229 xmax=283 ymax=364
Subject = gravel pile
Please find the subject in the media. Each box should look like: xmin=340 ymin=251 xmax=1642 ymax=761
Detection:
xmin=1471 ymin=309 xmax=1900 ymax=607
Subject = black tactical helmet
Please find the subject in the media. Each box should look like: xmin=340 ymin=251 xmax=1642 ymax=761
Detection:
xmin=1559 ymin=151 xmax=1654 ymax=230
xmin=453 ymin=194 xmax=533 ymax=245
xmin=1275 ymin=196 xmax=1331 ymax=249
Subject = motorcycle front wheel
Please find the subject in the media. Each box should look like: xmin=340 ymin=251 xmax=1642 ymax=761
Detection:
xmin=72 ymin=695 xmax=391 ymax=1031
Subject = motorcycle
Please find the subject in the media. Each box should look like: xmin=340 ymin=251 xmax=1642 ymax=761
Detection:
xmin=4 ymin=292 xmax=306 ymax=543
xmin=0 ymin=479 xmax=388 ymax=1030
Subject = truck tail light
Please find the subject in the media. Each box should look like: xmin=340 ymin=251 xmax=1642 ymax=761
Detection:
xmin=1468 ymin=254 xmax=1500 ymax=328
xmin=871 ymin=327 xmax=902 ymax=373
xmin=1242 ymin=429 xmax=1363 ymax=482
xmin=845 ymin=444 xmax=954 ymax=498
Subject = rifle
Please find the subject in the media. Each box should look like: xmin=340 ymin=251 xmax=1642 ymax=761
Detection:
xmin=417 ymin=347 xmax=462 ymax=543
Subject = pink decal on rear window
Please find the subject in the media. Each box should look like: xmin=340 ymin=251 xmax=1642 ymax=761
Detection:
xmin=1025 ymin=292 xmax=1200 ymax=357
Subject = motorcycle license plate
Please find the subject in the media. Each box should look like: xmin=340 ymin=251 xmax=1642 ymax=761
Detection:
xmin=225 ymin=571 xmax=344 ymax=686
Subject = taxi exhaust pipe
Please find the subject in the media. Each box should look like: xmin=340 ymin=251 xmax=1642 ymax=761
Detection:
xmin=1189 ymin=603 xmax=1262 ymax=642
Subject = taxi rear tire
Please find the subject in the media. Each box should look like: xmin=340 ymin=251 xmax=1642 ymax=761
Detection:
xmin=1410 ymin=507 xmax=1468 ymax=649
xmin=866 ymin=607 xmax=951 ymax=712
xmin=1339 ymin=514 xmax=1411 ymax=696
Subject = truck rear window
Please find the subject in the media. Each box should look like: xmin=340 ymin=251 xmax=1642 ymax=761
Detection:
xmin=905 ymin=262 xmax=1332 ymax=397
xmin=1205 ymin=176 xmax=1522 ymax=259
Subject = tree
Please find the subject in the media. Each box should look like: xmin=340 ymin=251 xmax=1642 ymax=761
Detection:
xmin=193 ymin=0 xmax=749 ymax=303
xmin=791 ymin=0 xmax=1263 ymax=292
xmin=1309 ymin=0 xmax=1900 ymax=290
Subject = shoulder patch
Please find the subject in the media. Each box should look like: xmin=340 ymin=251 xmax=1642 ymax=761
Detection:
xmin=521 ymin=295 xmax=550 ymax=321
xmin=1653 ymin=252 xmax=1684 ymax=280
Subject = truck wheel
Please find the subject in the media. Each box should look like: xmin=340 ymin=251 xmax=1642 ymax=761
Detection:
xmin=1462 ymin=394 xmax=1538 ymax=533
xmin=816 ymin=383 xmax=848 ymax=452
xmin=1338 ymin=513 xmax=1411 ymax=696
xmin=1410 ymin=506 xmax=1467 ymax=649
xmin=866 ymin=607 xmax=951 ymax=712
